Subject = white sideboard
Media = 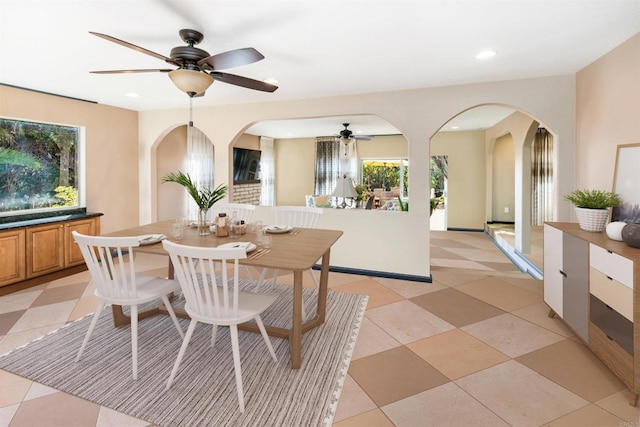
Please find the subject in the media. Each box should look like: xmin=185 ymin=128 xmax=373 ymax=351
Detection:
xmin=544 ymin=222 xmax=639 ymax=407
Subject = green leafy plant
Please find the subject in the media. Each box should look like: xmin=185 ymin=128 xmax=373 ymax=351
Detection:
xmin=0 ymin=147 xmax=41 ymax=169
xmin=53 ymin=186 xmax=78 ymax=207
xmin=355 ymin=184 xmax=371 ymax=202
xmin=161 ymin=171 xmax=227 ymax=210
xmin=564 ymin=189 xmax=621 ymax=209
xmin=397 ymin=196 xmax=408 ymax=211
xmin=430 ymin=197 xmax=442 ymax=215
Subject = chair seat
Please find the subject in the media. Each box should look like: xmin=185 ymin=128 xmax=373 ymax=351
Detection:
xmin=185 ymin=290 xmax=278 ymax=325
xmin=95 ymin=275 xmax=180 ymax=306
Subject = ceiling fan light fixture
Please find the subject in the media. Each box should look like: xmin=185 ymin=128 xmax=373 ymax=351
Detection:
xmin=169 ymin=69 xmax=214 ymax=96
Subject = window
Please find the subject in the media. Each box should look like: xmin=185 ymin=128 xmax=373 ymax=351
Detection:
xmin=361 ymin=158 xmax=408 ymax=197
xmin=0 ymin=117 xmax=81 ymax=216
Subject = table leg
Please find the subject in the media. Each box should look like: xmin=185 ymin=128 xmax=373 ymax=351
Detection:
xmin=290 ymin=270 xmax=303 ymax=369
xmin=316 ymin=248 xmax=330 ymax=323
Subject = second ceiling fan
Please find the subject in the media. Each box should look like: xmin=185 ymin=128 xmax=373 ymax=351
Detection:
xmin=89 ymin=28 xmax=278 ymax=97
xmin=337 ymin=123 xmax=372 ymax=142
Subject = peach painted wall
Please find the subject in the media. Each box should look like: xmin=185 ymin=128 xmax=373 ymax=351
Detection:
xmin=0 ymin=85 xmax=139 ymax=234
xmin=576 ymin=33 xmax=640 ymax=194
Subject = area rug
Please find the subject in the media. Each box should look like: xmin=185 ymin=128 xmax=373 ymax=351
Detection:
xmin=0 ymin=282 xmax=367 ymax=427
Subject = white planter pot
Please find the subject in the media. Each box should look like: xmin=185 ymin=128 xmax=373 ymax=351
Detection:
xmin=575 ymin=207 xmax=610 ymax=232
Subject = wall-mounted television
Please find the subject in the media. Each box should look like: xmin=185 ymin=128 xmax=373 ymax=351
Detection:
xmin=233 ymin=147 xmax=261 ymax=184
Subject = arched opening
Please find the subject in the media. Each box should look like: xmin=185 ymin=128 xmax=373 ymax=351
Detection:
xmin=430 ymin=104 xmax=556 ymax=277
xmin=154 ymin=124 xmax=215 ymax=222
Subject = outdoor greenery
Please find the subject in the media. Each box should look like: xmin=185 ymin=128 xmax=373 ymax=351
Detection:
xmin=564 ymin=189 xmax=621 ymax=209
xmin=0 ymin=118 xmax=79 ymax=213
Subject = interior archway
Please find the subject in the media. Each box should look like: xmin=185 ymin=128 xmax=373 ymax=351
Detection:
xmin=431 ymin=104 xmax=556 ymax=276
xmin=154 ymin=124 xmax=215 ymax=222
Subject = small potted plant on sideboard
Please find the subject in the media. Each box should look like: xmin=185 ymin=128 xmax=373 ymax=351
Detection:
xmin=564 ymin=189 xmax=621 ymax=232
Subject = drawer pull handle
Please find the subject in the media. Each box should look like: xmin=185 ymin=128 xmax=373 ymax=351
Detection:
xmin=605 ymin=334 xmax=614 ymax=341
xmin=606 ymin=275 xmax=612 ymax=281
xmin=559 ymin=269 xmax=567 ymax=278
xmin=606 ymin=250 xmax=613 ymax=254
xmin=605 ymin=304 xmax=613 ymax=311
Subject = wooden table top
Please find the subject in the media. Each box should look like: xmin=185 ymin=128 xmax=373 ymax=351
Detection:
xmin=106 ymin=220 xmax=343 ymax=271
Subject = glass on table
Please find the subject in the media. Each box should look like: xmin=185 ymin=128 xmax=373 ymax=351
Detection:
xmin=170 ymin=222 xmax=183 ymax=240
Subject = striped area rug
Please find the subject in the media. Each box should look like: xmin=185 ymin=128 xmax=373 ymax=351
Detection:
xmin=0 ymin=283 xmax=367 ymax=427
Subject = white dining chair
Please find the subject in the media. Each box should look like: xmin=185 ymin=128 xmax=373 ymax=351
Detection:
xmin=257 ymin=206 xmax=323 ymax=320
xmin=72 ymin=231 xmax=184 ymax=380
xmin=162 ymin=240 xmax=278 ymax=413
xmin=213 ymin=202 xmax=256 ymax=223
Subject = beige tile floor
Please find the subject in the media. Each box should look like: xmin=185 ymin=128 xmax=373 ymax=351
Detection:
xmin=1 ymin=230 xmax=639 ymax=426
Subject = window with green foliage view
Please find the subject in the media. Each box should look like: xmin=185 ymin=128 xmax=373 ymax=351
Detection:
xmin=0 ymin=117 xmax=80 ymax=215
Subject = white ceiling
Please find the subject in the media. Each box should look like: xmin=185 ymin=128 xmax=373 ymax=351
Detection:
xmin=1 ymin=1 xmax=638 ymax=137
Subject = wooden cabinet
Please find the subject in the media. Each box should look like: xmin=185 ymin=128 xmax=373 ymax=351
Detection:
xmin=26 ymin=223 xmax=65 ymax=278
xmin=0 ymin=214 xmax=101 ymax=291
xmin=543 ymin=223 xmax=589 ymax=342
xmin=544 ymin=222 xmax=640 ymax=406
xmin=0 ymin=229 xmax=26 ymax=287
xmin=64 ymin=218 xmax=99 ymax=267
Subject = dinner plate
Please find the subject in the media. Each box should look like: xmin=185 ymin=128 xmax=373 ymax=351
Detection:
xmin=265 ymin=225 xmax=293 ymax=234
xmin=138 ymin=234 xmax=166 ymax=246
xmin=217 ymin=242 xmax=257 ymax=252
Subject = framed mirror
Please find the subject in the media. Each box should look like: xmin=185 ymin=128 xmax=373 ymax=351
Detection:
xmin=612 ymin=142 xmax=640 ymax=223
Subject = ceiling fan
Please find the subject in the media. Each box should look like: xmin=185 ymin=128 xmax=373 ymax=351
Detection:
xmin=337 ymin=123 xmax=372 ymax=142
xmin=89 ymin=29 xmax=278 ymax=97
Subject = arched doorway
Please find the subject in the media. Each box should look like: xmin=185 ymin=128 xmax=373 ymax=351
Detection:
xmin=430 ymin=104 xmax=556 ymax=276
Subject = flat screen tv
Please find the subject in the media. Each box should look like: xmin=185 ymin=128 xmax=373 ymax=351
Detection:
xmin=233 ymin=147 xmax=261 ymax=184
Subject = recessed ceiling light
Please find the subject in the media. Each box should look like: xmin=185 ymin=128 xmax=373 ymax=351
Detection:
xmin=126 ymin=92 xmax=139 ymax=98
xmin=475 ymin=50 xmax=496 ymax=59
xmin=264 ymin=78 xmax=278 ymax=85
xmin=451 ymin=126 xmax=460 ymax=130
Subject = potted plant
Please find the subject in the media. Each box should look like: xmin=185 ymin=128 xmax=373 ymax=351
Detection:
xmin=354 ymin=184 xmax=371 ymax=208
xmin=162 ymin=171 xmax=227 ymax=235
xmin=564 ymin=189 xmax=621 ymax=232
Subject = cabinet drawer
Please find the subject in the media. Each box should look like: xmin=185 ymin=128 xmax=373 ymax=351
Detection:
xmin=589 ymin=321 xmax=634 ymax=390
xmin=589 ymin=294 xmax=633 ymax=354
xmin=589 ymin=244 xmax=633 ymax=289
xmin=590 ymin=268 xmax=633 ymax=321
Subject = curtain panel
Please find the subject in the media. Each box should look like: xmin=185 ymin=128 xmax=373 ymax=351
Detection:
xmin=186 ymin=125 xmax=214 ymax=221
xmin=260 ymin=136 xmax=275 ymax=206
xmin=314 ymin=136 xmax=340 ymax=196
xmin=531 ymin=128 xmax=554 ymax=226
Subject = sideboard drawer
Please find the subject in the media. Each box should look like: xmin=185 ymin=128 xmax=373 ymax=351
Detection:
xmin=589 ymin=244 xmax=633 ymax=289
xmin=589 ymin=321 xmax=634 ymax=390
xmin=590 ymin=268 xmax=634 ymax=322
xmin=590 ymin=294 xmax=634 ymax=355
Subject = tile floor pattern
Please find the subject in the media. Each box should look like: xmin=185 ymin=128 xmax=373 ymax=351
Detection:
xmin=1 ymin=230 xmax=639 ymax=426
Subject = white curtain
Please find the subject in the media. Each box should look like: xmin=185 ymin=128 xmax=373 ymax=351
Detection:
xmin=339 ymin=138 xmax=359 ymax=183
xmin=186 ymin=124 xmax=214 ymax=220
xmin=260 ymin=136 xmax=275 ymax=206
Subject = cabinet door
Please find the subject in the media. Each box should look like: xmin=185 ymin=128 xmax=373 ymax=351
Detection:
xmin=0 ymin=229 xmax=26 ymax=287
xmin=64 ymin=218 xmax=97 ymax=267
xmin=543 ymin=224 xmax=563 ymax=316
xmin=26 ymin=223 xmax=64 ymax=278
xmin=562 ymin=233 xmax=589 ymax=342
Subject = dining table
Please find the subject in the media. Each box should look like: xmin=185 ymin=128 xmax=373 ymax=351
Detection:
xmin=105 ymin=219 xmax=343 ymax=369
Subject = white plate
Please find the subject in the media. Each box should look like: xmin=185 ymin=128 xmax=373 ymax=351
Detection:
xmin=217 ymin=242 xmax=257 ymax=252
xmin=138 ymin=234 xmax=166 ymax=246
xmin=265 ymin=225 xmax=293 ymax=234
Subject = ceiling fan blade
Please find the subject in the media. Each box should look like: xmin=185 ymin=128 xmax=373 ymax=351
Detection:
xmin=198 ymin=47 xmax=264 ymax=70
xmin=89 ymin=31 xmax=180 ymax=66
xmin=210 ymin=72 xmax=277 ymax=92
xmin=90 ymin=69 xmax=174 ymax=74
